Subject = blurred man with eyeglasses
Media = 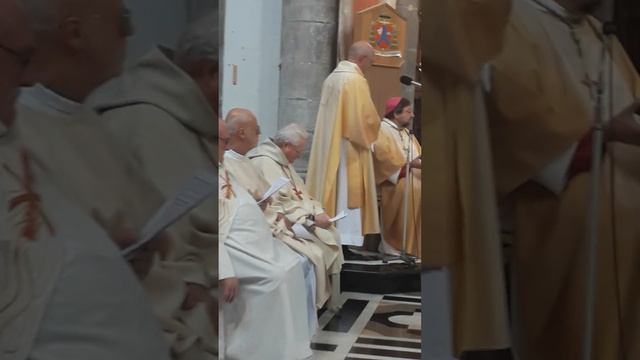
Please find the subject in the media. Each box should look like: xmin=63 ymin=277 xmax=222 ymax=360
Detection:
xmin=0 ymin=0 xmax=172 ymax=358
xmin=10 ymin=0 xmax=218 ymax=359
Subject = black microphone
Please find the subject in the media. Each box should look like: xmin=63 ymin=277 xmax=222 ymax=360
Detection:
xmin=400 ymin=75 xmax=422 ymax=87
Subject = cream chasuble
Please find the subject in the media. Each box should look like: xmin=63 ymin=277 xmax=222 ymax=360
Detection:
xmin=248 ymin=138 xmax=345 ymax=306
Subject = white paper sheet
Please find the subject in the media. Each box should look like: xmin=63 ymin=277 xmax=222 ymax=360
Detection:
xmin=257 ymin=176 xmax=290 ymax=204
xmin=292 ymin=223 xmax=317 ymax=241
xmin=329 ymin=211 xmax=347 ymax=223
xmin=121 ymin=170 xmax=216 ymax=257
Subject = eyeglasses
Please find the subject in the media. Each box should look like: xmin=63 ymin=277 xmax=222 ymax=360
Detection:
xmin=0 ymin=43 xmax=33 ymax=68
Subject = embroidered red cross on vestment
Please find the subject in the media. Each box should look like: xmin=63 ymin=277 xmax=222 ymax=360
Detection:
xmin=221 ymin=170 xmax=236 ymax=199
xmin=3 ymin=149 xmax=55 ymax=241
xmin=281 ymin=165 xmax=303 ymax=201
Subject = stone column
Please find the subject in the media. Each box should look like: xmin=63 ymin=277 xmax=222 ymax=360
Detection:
xmin=278 ymin=0 xmax=338 ymax=174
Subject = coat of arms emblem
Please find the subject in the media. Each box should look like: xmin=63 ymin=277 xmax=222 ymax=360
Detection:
xmin=369 ymin=15 xmax=401 ymax=58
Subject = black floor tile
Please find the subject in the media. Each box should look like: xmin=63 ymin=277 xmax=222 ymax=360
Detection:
xmin=322 ymin=299 xmax=369 ymax=333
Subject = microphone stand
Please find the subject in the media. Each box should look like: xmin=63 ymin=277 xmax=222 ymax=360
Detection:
xmin=383 ymin=129 xmax=417 ymax=265
xmin=582 ymin=22 xmax=615 ymax=360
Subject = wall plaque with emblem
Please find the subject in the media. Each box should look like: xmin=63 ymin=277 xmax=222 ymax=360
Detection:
xmin=353 ymin=2 xmax=407 ymax=68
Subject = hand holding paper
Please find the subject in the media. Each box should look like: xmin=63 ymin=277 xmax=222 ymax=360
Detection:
xmin=307 ymin=211 xmax=346 ymax=228
xmin=313 ymin=213 xmax=331 ymax=229
xmin=293 ymin=211 xmax=347 ymax=240
xmin=121 ymin=170 xmax=217 ymax=258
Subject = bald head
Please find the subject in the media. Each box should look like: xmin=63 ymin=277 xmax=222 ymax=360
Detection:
xmin=225 ymin=108 xmax=261 ymax=155
xmin=21 ymin=0 xmax=132 ymax=101
xmin=0 ymin=0 xmax=35 ymax=126
xmin=348 ymin=41 xmax=374 ymax=73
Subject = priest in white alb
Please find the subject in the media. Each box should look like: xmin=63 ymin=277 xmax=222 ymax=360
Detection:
xmin=0 ymin=2 xmax=170 ymax=356
xmin=218 ymin=120 xmax=313 ymax=360
xmin=223 ymin=109 xmax=319 ymax=330
xmin=15 ymin=2 xmax=217 ymax=357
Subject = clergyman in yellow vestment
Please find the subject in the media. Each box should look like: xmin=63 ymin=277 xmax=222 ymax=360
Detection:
xmin=372 ymin=97 xmax=422 ymax=257
xmin=421 ymin=0 xmax=512 ymax=357
xmin=306 ymin=41 xmax=381 ymax=247
xmin=487 ymin=0 xmax=640 ymax=358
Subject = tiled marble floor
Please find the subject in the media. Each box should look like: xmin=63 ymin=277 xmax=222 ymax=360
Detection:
xmin=311 ymin=291 xmax=422 ymax=359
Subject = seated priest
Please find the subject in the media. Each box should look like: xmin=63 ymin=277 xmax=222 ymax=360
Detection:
xmin=248 ymin=123 xmax=344 ymax=309
xmin=218 ymin=120 xmax=313 ymax=360
xmin=223 ymin=109 xmax=330 ymax=320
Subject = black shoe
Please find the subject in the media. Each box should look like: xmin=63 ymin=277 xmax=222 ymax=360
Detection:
xmin=342 ymin=246 xmax=379 ymax=261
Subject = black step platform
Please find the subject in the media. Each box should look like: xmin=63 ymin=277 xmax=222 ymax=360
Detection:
xmin=341 ymin=261 xmax=420 ymax=294
xmin=339 ymin=234 xmax=420 ymax=294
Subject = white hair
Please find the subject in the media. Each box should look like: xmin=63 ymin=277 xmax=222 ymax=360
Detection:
xmin=175 ymin=11 xmax=218 ymax=65
xmin=274 ymin=123 xmax=309 ymax=147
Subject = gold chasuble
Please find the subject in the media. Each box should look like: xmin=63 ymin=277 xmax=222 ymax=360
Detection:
xmin=421 ymin=0 xmax=512 ymax=356
xmin=372 ymin=119 xmax=422 ymax=256
xmin=306 ymin=61 xmax=381 ymax=235
xmin=487 ymin=0 xmax=640 ymax=358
